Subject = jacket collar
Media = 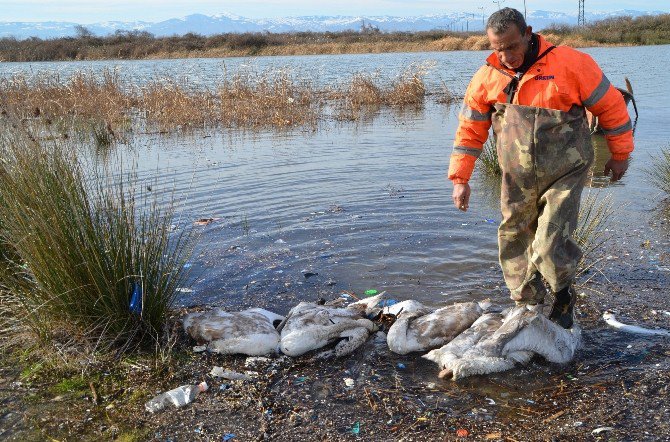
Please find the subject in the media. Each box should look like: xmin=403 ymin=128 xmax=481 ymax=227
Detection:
xmin=485 ymin=33 xmax=554 ymax=73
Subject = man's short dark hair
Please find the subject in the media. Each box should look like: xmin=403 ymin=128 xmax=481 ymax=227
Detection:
xmin=487 ymin=7 xmax=527 ymax=35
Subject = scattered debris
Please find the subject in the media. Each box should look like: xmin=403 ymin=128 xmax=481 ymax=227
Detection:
xmin=145 ymin=382 xmax=208 ymax=413
xmin=592 ymin=426 xmax=615 ymax=434
xmin=193 ymin=217 xmax=220 ymax=226
xmin=192 ymin=345 xmax=207 ymax=353
xmin=456 ymin=428 xmax=469 ymax=437
xmin=344 ymin=378 xmax=355 ymax=388
xmin=209 ymin=367 xmax=256 ymax=381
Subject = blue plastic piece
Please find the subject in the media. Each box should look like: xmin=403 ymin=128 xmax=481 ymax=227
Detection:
xmin=379 ymin=299 xmax=398 ymax=307
xmin=129 ymin=282 xmax=142 ymax=314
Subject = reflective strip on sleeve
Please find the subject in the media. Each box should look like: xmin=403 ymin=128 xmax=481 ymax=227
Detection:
xmin=453 ymin=145 xmax=483 ymax=158
xmin=583 ymin=74 xmax=611 ymax=108
xmin=602 ymin=119 xmax=633 ymax=136
xmin=459 ymin=102 xmax=491 ymax=121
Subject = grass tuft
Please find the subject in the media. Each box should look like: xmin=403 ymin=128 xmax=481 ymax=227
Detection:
xmin=646 ymin=146 xmax=670 ymax=196
xmin=0 ymin=122 xmax=194 ymax=354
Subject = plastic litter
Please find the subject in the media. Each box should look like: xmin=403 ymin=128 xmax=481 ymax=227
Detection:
xmin=379 ymin=299 xmax=398 ymax=307
xmin=396 ymin=363 xmax=406 ymax=369
xmin=456 ymin=428 xmax=469 ymax=437
xmin=351 ymin=421 xmax=361 ymax=435
xmin=485 ymin=219 xmax=497 ymax=224
xmin=210 ymin=367 xmax=255 ymax=381
xmin=192 ymin=345 xmax=207 ymax=353
xmin=129 ymin=282 xmax=142 ymax=314
xmin=223 ymin=434 xmax=236 ymax=441
xmin=364 ymin=289 xmax=378 ymax=296
xmin=592 ymin=427 xmax=615 ymax=434
xmin=344 ymin=378 xmax=355 ymax=388
xmin=144 ymin=381 xmax=208 ymax=413
xmin=193 ymin=217 xmax=220 ymax=226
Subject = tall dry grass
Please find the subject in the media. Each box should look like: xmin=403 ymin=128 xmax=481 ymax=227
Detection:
xmin=0 ymin=70 xmax=129 ymax=129
xmin=1 ymin=67 xmax=447 ymax=133
xmin=0 ymin=122 xmax=194 ymax=353
xmin=217 ymin=70 xmax=318 ymax=129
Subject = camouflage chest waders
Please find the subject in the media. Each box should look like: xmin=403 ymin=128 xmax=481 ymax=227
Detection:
xmin=491 ymin=103 xmax=594 ymax=304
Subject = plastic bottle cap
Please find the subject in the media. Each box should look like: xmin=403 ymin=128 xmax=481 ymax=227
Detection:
xmin=198 ymin=381 xmax=209 ymax=392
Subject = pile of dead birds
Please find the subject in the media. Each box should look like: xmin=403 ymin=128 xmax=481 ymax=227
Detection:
xmin=182 ymin=293 xmax=582 ymax=380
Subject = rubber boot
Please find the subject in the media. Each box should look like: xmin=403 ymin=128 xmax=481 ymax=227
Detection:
xmin=549 ymin=285 xmax=576 ymax=329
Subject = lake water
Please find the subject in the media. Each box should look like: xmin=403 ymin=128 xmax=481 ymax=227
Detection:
xmin=1 ymin=45 xmax=668 ymax=312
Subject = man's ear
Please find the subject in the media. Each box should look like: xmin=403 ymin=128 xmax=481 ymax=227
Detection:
xmin=524 ymin=26 xmax=533 ymax=37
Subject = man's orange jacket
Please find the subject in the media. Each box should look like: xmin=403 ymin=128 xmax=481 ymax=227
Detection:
xmin=448 ymin=34 xmax=634 ymax=184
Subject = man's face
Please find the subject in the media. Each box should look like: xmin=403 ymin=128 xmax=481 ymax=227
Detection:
xmin=487 ymin=25 xmax=532 ymax=69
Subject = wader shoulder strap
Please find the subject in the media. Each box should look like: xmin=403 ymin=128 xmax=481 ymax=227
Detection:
xmin=486 ymin=45 xmax=556 ymax=103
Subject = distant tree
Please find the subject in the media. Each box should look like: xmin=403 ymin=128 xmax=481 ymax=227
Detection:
xmin=74 ymin=25 xmax=94 ymax=38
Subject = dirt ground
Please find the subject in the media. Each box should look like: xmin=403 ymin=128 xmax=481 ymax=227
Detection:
xmin=1 ymin=214 xmax=669 ymax=442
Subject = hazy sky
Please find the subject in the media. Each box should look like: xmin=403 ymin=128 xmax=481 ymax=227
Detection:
xmin=1 ymin=0 xmax=668 ymax=23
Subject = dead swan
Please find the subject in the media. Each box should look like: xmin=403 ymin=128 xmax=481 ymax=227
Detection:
xmin=386 ymin=299 xmax=491 ymax=355
xmin=422 ymin=312 xmax=505 ymax=372
xmin=426 ymin=305 xmax=581 ymax=380
xmin=603 ymin=311 xmax=670 ymax=336
xmin=278 ymin=294 xmax=383 ymax=358
xmin=182 ymin=307 xmax=284 ymax=356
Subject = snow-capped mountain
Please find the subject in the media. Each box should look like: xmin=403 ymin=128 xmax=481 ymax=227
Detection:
xmin=0 ymin=9 xmax=665 ymax=40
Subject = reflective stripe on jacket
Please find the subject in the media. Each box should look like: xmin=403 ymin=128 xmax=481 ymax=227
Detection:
xmin=448 ymin=34 xmax=634 ymax=184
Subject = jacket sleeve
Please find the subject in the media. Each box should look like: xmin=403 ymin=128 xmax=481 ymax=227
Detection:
xmin=577 ymin=53 xmax=634 ymax=160
xmin=448 ymin=67 xmax=493 ymax=184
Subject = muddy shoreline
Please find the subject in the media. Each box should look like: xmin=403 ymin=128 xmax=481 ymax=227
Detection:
xmin=1 ymin=211 xmax=669 ymax=442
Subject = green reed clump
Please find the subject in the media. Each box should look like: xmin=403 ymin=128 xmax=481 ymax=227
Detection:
xmin=574 ymin=191 xmax=615 ymax=277
xmin=646 ymin=146 xmax=670 ymax=195
xmin=478 ymin=137 xmax=502 ymax=177
xmin=0 ymin=125 xmax=193 ymax=352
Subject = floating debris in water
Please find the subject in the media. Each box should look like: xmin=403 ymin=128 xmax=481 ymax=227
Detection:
xmin=193 ymin=217 xmax=220 ymax=226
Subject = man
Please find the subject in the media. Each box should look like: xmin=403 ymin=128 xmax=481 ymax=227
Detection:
xmin=448 ymin=8 xmax=633 ymax=328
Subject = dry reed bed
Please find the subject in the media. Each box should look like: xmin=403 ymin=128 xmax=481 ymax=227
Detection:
xmin=0 ymin=66 xmax=453 ymax=133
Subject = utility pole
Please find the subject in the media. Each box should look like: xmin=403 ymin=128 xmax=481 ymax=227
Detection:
xmin=478 ymin=6 xmax=485 ymax=28
xmin=523 ymin=0 xmax=527 ymax=20
xmin=493 ymin=0 xmax=505 ymax=10
xmin=578 ymin=0 xmax=586 ymax=26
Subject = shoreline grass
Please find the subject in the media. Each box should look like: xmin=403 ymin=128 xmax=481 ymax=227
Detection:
xmin=1 ymin=13 xmax=668 ymax=63
xmin=646 ymin=145 xmax=670 ymax=196
xmin=0 ymin=122 xmax=195 ymax=355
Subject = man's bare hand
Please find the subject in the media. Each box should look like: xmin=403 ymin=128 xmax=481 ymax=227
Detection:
xmin=603 ymin=158 xmax=628 ymax=182
xmin=452 ymin=183 xmax=471 ymax=212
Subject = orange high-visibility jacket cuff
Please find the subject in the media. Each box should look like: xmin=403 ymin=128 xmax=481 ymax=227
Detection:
xmin=610 ymin=152 xmax=630 ymax=161
xmin=448 ymin=153 xmax=477 ymax=183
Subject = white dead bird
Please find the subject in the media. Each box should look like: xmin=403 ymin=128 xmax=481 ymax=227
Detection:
xmin=422 ymin=312 xmax=505 ymax=371
xmin=429 ymin=305 xmax=581 ymax=380
xmin=603 ymin=311 xmax=670 ymax=336
xmin=182 ymin=307 xmax=284 ymax=356
xmin=278 ymin=294 xmax=383 ymax=358
xmin=386 ymin=299 xmax=491 ymax=355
